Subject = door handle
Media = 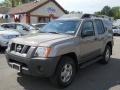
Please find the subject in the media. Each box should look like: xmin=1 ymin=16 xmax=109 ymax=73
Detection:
xmin=98 ymin=37 xmax=104 ymax=40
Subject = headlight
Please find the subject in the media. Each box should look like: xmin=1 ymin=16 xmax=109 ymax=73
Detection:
xmin=34 ymin=47 xmax=51 ymax=58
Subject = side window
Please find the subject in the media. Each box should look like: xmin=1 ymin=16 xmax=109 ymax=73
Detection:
xmin=1 ymin=24 xmax=15 ymax=29
xmin=9 ymin=24 xmax=15 ymax=29
xmin=16 ymin=25 xmax=24 ymax=30
xmin=16 ymin=24 xmax=29 ymax=31
xmin=81 ymin=21 xmax=95 ymax=37
xmin=1 ymin=24 xmax=6 ymax=28
xmin=95 ymin=20 xmax=105 ymax=34
xmin=1 ymin=24 xmax=9 ymax=28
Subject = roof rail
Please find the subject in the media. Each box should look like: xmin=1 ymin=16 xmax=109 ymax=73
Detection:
xmin=59 ymin=14 xmax=113 ymax=21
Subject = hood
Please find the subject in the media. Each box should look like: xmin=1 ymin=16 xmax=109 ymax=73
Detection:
xmin=12 ymin=33 xmax=73 ymax=46
xmin=0 ymin=30 xmax=20 ymax=35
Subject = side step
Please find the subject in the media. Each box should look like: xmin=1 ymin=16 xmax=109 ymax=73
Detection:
xmin=79 ymin=56 xmax=103 ymax=69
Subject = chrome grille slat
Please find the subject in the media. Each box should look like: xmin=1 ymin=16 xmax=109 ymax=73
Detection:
xmin=15 ymin=43 xmax=17 ymax=52
xmin=10 ymin=43 xmax=31 ymax=55
xmin=21 ymin=45 xmax=29 ymax=54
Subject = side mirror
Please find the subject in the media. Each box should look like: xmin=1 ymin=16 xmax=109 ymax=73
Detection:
xmin=82 ymin=30 xmax=94 ymax=37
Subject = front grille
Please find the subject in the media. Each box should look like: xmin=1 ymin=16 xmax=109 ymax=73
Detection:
xmin=10 ymin=43 xmax=30 ymax=54
xmin=11 ymin=43 xmax=15 ymax=51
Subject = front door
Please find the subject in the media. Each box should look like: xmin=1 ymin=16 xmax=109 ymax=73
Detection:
xmin=78 ymin=20 xmax=100 ymax=63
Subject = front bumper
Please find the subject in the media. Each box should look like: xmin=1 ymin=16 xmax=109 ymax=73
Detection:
xmin=6 ymin=52 xmax=60 ymax=77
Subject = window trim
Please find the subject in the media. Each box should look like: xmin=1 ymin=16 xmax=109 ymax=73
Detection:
xmin=95 ymin=19 xmax=106 ymax=35
xmin=81 ymin=20 xmax=95 ymax=38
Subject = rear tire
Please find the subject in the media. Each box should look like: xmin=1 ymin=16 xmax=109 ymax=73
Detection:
xmin=100 ymin=45 xmax=111 ymax=64
xmin=50 ymin=56 xmax=76 ymax=88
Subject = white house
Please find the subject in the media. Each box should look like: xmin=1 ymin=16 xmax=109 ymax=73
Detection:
xmin=8 ymin=0 xmax=66 ymax=24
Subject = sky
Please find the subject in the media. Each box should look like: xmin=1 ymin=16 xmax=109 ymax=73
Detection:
xmin=0 ymin=0 xmax=120 ymax=14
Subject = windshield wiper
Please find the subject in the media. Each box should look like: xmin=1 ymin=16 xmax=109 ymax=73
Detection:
xmin=39 ymin=31 xmax=59 ymax=34
xmin=48 ymin=32 xmax=59 ymax=34
xmin=39 ymin=31 xmax=46 ymax=33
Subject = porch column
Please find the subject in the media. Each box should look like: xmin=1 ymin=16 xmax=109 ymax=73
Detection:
xmin=26 ymin=13 xmax=30 ymax=24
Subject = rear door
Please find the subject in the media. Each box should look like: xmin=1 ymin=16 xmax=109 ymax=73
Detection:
xmin=94 ymin=19 xmax=106 ymax=54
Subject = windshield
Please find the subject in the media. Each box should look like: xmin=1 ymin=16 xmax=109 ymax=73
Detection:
xmin=40 ymin=20 xmax=80 ymax=35
xmin=24 ymin=24 xmax=38 ymax=30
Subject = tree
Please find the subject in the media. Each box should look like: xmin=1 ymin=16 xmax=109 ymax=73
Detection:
xmin=94 ymin=11 xmax=102 ymax=15
xmin=70 ymin=11 xmax=82 ymax=14
xmin=64 ymin=10 xmax=69 ymax=14
xmin=111 ymin=7 xmax=120 ymax=19
xmin=101 ymin=6 xmax=112 ymax=16
xmin=2 ymin=0 xmax=34 ymax=7
xmin=94 ymin=6 xmax=120 ymax=19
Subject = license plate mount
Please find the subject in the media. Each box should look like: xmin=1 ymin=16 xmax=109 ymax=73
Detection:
xmin=10 ymin=63 xmax=21 ymax=72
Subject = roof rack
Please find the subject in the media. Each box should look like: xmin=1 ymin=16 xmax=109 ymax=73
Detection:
xmin=59 ymin=14 xmax=113 ymax=21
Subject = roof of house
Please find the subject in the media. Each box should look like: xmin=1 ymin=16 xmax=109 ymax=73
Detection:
xmin=8 ymin=0 xmax=66 ymax=14
xmin=0 ymin=6 xmax=10 ymax=14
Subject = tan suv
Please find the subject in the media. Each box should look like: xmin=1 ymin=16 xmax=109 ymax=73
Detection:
xmin=6 ymin=14 xmax=113 ymax=87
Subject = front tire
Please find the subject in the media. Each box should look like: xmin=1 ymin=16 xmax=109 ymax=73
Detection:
xmin=50 ymin=56 xmax=76 ymax=88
